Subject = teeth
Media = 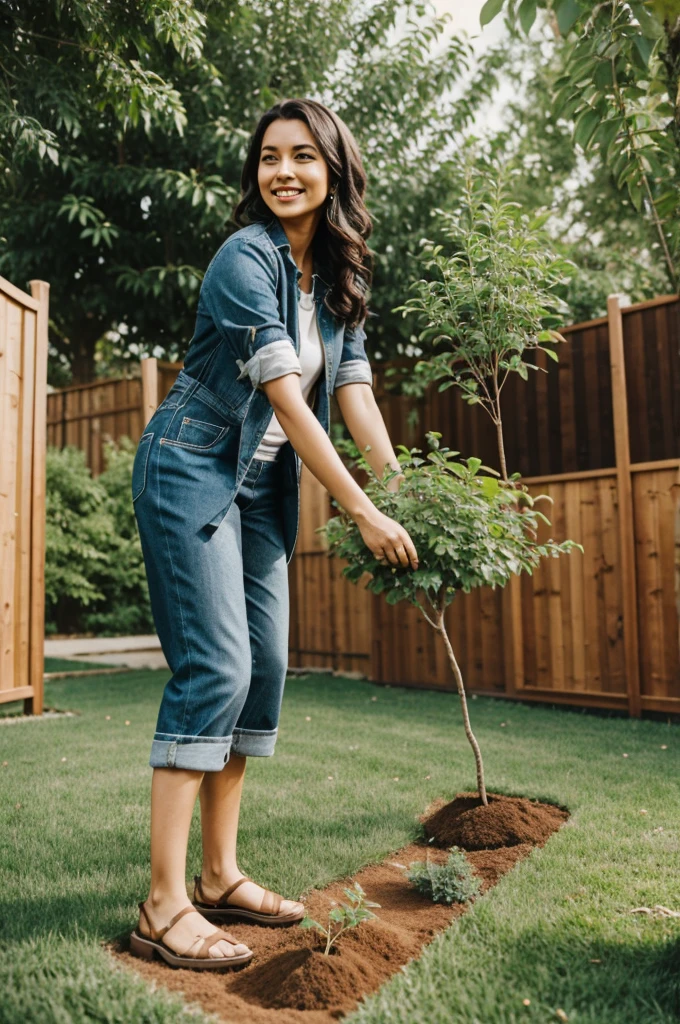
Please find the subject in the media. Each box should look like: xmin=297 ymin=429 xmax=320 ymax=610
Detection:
xmin=274 ymin=189 xmax=303 ymax=196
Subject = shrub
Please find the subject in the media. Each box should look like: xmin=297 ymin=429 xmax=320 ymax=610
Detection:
xmin=406 ymin=847 xmax=481 ymax=905
xmin=45 ymin=440 xmax=153 ymax=635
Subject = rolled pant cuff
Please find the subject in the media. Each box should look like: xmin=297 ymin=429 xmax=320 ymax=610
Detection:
xmin=231 ymin=727 xmax=278 ymax=757
xmin=150 ymin=735 xmax=232 ymax=771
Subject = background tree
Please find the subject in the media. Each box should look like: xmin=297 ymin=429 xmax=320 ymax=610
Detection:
xmin=478 ymin=26 xmax=671 ymax=321
xmin=0 ymin=0 xmax=502 ymax=384
xmin=481 ymin=0 xmax=680 ymax=289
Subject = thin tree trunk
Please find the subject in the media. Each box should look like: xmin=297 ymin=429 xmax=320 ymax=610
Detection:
xmin=495 ymin=417 xmax=508 ymax=482
xmin=436 ymin=591 xmax=488 ymax=805
xmin=493 ymin=375 xmax=508 ymax=481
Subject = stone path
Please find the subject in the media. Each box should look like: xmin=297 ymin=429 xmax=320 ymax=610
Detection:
xmin=45 ymin=635 xmax=169 ymax=671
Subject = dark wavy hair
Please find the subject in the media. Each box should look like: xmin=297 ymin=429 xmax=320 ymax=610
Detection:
xmin=231 ymin=98 xmax=373 ymax=329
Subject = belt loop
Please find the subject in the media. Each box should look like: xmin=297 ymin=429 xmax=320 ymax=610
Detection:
xmin=176 ymin=376 xmax=200 ymax=410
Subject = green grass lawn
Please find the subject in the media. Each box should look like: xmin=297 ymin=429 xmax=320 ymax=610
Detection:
xmin=44 ymin=657 xmax=118 ymax=674
xmin=0 ymin=670 xmax=678 ymax=1024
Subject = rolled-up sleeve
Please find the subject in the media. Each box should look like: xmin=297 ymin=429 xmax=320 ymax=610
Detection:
xmin=201 ymin=238 xmax=301 ymax=390
xmin=334 ymin=318 xmax=374 ymax=389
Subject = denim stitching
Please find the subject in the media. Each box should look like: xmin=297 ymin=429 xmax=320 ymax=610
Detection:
xmin=238 ymin=458 xmax=265 ymax=513
xmin=132 ymin=432 xmax=154 ymax=502
xmin=155 ymin=413 xmax=195 ymax=743
xmin=154 ymin=731 xmax=233 ymax=743
xmin=163 ymin=423 xmax=229 ymax=451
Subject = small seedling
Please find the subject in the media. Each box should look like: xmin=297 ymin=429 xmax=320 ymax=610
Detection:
xmin=406 ymin=846 xmax=481 ymax=905
xmin=299 ymin=881 xmax=381 ymax=955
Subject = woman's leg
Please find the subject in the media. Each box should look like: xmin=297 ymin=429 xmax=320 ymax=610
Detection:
xmin=141 ymin=767 xmax=252 ymax=959
xmin=196 ymin=459 xmax=303 ymax=916
xmin=197 ymin=755 xmax=303 ymax=915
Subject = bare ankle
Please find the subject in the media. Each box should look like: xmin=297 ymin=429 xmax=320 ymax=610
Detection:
xmin=147 ymin=889 xmax=191 ymax=911
xmin=201 ymin=863 xmax=240 ymax=884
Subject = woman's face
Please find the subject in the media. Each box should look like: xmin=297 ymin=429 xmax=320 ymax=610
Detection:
xmin=257 ymin=117 xmax=331 ymax=223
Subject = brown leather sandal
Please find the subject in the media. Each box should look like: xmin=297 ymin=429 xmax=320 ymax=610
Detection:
xmin=130 ymin=901 xmax=253 ymax=970
xmin=193 ymin=874 xmax=305 ymax=926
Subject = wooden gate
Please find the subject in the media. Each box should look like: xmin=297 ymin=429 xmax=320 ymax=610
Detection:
xmin=0 ymin=277 xmax=49 ymax=713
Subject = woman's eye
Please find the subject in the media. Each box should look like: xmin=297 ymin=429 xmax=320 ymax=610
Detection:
xmin=261 ymin=153 xmax=314 ymax=161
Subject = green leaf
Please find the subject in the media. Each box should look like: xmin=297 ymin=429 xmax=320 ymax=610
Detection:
xmin=573 ymin=108 xmax=600 ymax=150
xmin=630 ymin=2 xmax=664 ymax=39
xmin=593 ymin=117 xmax=622 ymax=155
xmin=633 ymin=33 xmax=655 ymax=66
xmin=518 ymin=0 xmax=538 ymax=33
xmin=555 ymin=0 xmax=581 ymax=36
xmin=480 ymin=0 xmax=505 ymax=27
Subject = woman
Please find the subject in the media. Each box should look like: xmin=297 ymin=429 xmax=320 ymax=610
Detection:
xmin=129 ymin=98 xmax=419 ymax=969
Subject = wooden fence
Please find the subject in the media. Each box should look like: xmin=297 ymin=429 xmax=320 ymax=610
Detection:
xmin=373 ymin=294 xmax=680 ymax=717
xmin=46 ymin=293 xmax=680 ymax=716
xmin=0 ymin=276 xmax=49 ymax=714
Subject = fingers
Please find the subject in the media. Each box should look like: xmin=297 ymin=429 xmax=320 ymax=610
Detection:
xmin=375 ymin=532 xmax=419 ymax=570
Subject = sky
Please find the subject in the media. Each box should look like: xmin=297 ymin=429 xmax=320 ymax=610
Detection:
xmin=432 ymin=0 xmax=506 ymax=48
xmin=431 ymin=0 xmax=513 ymax=135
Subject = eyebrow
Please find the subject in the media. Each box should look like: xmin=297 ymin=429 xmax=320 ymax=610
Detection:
xmin=261 ymin=143 xmax=318 ymax=153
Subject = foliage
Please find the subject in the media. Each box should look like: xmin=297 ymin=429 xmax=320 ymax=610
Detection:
xmin=481 ymin=0 xmax=680 ymax=288
xmin=405 ymin=847 xmax=482 ymax=905
xmin=0 ymin=0 xmax=505 ymax=383
xmin=44 ymin=440 xmax=153 ymax=635
xmin=389 ymin=165 xmax=575 ymax=478
xmin=321 ymin=433 xmax=581 ymax=615
xmin=81 ymin=438 xmax=154 ymax=635
xmin=45 ymin=446 xmax=113 ymax=618
xmin=322 ymin=430 xmax=582 ymax=807
xmin=298 ymin=881 xmax=381 ymax=956
xmin=478 ymin=26 xmax=671 ymax=322
xmin=323 ymin=168 xmax=582 ymax=804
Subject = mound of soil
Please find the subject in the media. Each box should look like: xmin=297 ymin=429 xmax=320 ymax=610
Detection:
xmin=231 ymin=919 xmax=415 ymax=1016
xmin=421 ymin=791 xmax=569 ymax=851
xmin=110 ymin=794 xmax=568 ymax=1023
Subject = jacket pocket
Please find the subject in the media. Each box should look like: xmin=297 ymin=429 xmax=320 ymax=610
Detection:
xmin=132 ymin=432 xmax=154 ymax=502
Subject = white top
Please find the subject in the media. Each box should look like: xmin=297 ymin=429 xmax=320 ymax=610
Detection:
xmin=253 ymin=288 xmax=325 ymax=461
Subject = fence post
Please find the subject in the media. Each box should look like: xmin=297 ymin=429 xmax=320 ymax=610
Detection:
xmin=27 ymin=280 xmax=49 ymax=716
xmin=607 ymin=293 xmax=641 ymax=717
xmin=141 ymin=356 xmax=159 ymax=427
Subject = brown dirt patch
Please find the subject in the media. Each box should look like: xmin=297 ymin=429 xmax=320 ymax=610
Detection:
xmin=108 ymin=792 xmax=568 ymax=1022
xmin=421 ymin=791 xmax=569 ymax=851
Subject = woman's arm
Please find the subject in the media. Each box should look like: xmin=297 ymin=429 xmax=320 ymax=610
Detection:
xmin=262 ymin=374 xmax=417 ymax=569
xmin=333 ymin=382 xmax=405 ymax=493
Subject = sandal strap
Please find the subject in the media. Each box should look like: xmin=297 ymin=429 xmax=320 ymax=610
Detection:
xmin=221 ymin=876 xmax=251 ymax=900
xmin=138 ymin=901 xmax=196 ymax=942
xmin=260 ymin=888 xmax=282 ymax=916
xmin=192 ymin=874 xmax=284 ymax=916
xmin=194 ymin=874 xmax=251 ymax=905
xmin=196 ymin=929 xmax=239 ymax=959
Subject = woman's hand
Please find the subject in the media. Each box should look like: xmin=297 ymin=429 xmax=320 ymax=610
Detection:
xmin=354 ymin=507 xmax=419 ymax=569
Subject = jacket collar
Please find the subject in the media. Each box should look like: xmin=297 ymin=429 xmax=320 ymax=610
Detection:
xmin=265 ymin=216 xmax=332 ymax=291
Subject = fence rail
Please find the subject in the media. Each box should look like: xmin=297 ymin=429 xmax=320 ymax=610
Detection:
xmin=45 ymin=293 xmax=680 ymax=715
xmin=0 ymin=276 xmax=49 ymax=713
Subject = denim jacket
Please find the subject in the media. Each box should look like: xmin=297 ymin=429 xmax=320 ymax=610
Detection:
xmin=164 ymin=214 xmax=374 ymax=563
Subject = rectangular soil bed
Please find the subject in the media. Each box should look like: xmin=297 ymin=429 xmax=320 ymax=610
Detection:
xmin=109 ymin=793 xmax=569 ymax=1022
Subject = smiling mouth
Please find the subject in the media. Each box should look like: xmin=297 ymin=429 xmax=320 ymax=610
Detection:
xmin=272 ymin=188 xmax=305 ymax=197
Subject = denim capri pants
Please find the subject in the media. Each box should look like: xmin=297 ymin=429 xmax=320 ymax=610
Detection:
xmin=132 ymin=384 xmax=290 ymax=772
